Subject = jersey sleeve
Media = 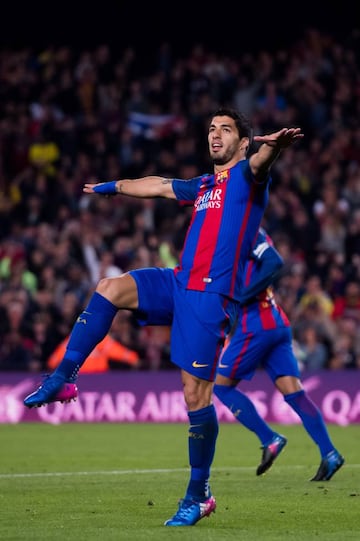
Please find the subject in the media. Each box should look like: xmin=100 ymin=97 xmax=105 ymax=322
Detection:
xmin=238 ymin=231 xmax=284 ymax=304
xmin=172 ymin=176 xmax=204 ymax=203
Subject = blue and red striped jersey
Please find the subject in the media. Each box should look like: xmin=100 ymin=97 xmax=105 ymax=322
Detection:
xmin=172 ymin=159 xmax=270 ymax=301
xmin=236 ymin=288 xmax=291 ymax=332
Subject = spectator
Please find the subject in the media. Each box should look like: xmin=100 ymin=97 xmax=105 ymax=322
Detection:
xmin=296 ymin=325 xmax=329 ymax=372
xmin=297 ymin=275 xmax=334 ymax=317
xmin=0 ymin=330 xmax=35 ymax=372
xmin=328 ymin=333 xmax=359 ymax=370
xmin=332 ymin=280 xmax=360 ymax=324
xmin=47 ymin=331 xmax=140 ymax=373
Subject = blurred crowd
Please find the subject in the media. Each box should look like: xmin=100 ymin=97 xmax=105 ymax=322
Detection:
xmin=1 ymin=27 xmax=360 ymax=374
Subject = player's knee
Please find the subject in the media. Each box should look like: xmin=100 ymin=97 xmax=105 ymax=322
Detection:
xmin=275 ymin=375 xmax=303 ymax=395
xmin=183 ymin=378 xmax=212 ymax=411
xmin=96 ymin=274 xmax=138 ymax=308
xmin=97 ymin=277 xmax=112 ymax=293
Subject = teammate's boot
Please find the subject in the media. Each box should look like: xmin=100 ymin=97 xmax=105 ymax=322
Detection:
xmin=164 ymin=495 xmax=216 ymax=526
xmin=256 ymin=434 xmax=287 ymax=476
xmin=24 ymin=374 xmax=78 ymax=408
xmin=311 ymin=450 xmax=345 ymax=481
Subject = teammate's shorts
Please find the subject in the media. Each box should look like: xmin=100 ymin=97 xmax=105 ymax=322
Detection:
xmin=217 ymin=322 xmax=300 ymax=382
xmin=129 ymin=267 xmax=238 ymax=381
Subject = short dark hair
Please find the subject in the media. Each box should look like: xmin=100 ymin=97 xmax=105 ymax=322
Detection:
xmin=211 ymin=108 xmax=253 ymax=141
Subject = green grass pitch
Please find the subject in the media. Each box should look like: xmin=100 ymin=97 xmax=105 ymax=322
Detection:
xmin=0 ymin=422 xmax=358 ymax=541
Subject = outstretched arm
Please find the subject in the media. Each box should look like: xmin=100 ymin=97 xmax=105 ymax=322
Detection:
xmin=249 ymin=127 xmax=304 ymax=180
xmin=83 ymin=176 xmax=177 ymax=199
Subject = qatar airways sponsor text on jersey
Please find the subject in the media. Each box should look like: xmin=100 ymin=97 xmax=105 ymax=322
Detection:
xmin=195 ymin=188 xmax=222 ymax=211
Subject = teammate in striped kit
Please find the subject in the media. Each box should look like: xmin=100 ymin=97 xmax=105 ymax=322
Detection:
xmin=214 ymin=230 xmax=345 ymax=482
xmin=24 ymin=108 xmax=303 ymax=526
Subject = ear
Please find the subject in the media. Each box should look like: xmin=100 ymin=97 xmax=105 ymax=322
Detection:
xmin=240 ymin=136 xmax=250 ymax=153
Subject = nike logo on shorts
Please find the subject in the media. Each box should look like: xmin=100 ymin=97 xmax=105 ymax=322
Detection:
xmin=218 ymin=360 xmax=229 ymax=368
xmin=192 ymin=361 xmax=209 ymax=368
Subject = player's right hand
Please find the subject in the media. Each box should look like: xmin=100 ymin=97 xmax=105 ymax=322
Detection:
xmin=83 ymin=180 xmax=118 ymax=194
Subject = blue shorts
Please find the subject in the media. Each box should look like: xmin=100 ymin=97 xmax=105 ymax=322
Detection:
xmin=217 ymin=323 xmax=300 ymax=382
xmin=129 ymin=267 xmax=238 ymax=381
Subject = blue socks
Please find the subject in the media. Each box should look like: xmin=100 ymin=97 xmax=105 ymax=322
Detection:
xmin=185 ymin=404 xmax=218 ymax=501
xmin=53 ymin=292 xmax=118 ymax=381
xmin=214 ymin=385 xmax=335 ymax=459
xmin=284 ymin=390 xmax=334 ymax=457
xmin=214 ymin=384 xmax=275 ymax=445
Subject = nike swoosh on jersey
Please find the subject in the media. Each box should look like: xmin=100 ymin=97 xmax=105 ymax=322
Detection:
xmin=192 ymin=361 xmax=209 ymax=368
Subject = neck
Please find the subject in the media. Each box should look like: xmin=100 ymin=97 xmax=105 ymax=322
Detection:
xmin=214 ymin=156 xmax=245 ymax=174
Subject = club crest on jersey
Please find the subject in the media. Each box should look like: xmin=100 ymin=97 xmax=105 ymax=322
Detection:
xmin=215 ymin=169 xmax=229 ymax=184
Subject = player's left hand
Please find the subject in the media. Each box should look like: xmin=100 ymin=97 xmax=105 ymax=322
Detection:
xmin=254 ymin=127 xmax=304 ymax=148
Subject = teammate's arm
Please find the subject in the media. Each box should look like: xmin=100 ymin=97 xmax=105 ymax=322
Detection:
xmin=83 ymin=176 xmax=177 ymax=199
xmin=238 ymin=237 xmax=284 ymax=305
